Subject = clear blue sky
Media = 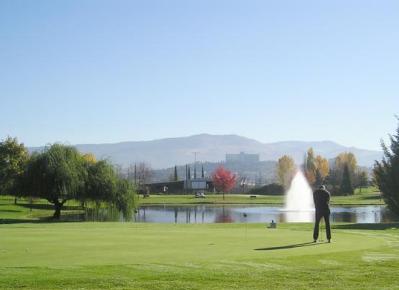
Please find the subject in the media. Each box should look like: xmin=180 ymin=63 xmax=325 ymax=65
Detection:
xmin=1 ymin=0 xmax=398 ymax=150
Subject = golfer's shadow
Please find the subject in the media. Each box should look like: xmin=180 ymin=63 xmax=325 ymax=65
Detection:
xmin=254 ymin=241 xmax=326 ymax=251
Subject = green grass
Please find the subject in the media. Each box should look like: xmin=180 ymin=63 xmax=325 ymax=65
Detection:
xmin=0 ymin=193 xmax=397 ymax=289
xmin=140 ymin=187 xmax=383 ymax=206
xmin=0 ymin=222 xmax=399 ymax=289
xmin=0 ymin=196 xmax=86 ymax=223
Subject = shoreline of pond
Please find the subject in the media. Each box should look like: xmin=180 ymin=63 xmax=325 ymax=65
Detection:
xmin=139 ymin=202 xmax=384 ymax=206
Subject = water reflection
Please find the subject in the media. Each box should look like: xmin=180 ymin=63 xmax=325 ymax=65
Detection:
xmin=135 ymin=205 xmax=398 ymax=224
xmin=281 ymin=210 xmax=314 ymax=223
xmin=72 ymin=205 xmax=398 ymax=224
xmin=63 ymin=207 xmax=125 ymax=222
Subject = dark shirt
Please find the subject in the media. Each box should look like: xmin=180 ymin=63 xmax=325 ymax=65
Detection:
xmin=313 ymin=189 xmax=331 ymax=213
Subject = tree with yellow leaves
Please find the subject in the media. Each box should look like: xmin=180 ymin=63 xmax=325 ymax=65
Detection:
xmin=335 ymin=152 xmax=357 ymax=176
xmin=315 ymin=155 xmax=329 ymax=177
xmin=329 ymin=152 xmax=358 ymax=195
xmin=304 ymin=148 xmax=316 ymax=185
xmin=304 ymin=148 xmax=329 ymax=186
xmin=276 ymin=155 xmax=296 ymax=190
xmin=82 ymin=153 xmax=97 ymax=164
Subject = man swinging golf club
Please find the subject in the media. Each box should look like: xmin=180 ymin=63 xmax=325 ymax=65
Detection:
xmin=313 ymin=185 xmax=331 ymax=243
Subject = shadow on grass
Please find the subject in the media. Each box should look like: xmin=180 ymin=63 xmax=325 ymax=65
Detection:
xmin=333 ymin=223 xmax=399 ymax=230
xmin=0 ymin=218 xmax=51 ymax=224
xmin=0 ymin=218 xmax=89 ymax=225
xmin=254 ymin=241 xmax=326 ymax=251
xmin=0 ymin=209 xmax=22 ymax=213
xmin=0 ymin=212 xmax=88 ymax=225
xmin=19 ymin=204 xmax=82 ymax=211
xmin=361 ymin=195 xmax=382 ymax=200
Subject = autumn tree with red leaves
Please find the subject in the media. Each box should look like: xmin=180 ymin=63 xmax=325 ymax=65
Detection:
xmin=212 ymin=166 xmax=236 ymax=200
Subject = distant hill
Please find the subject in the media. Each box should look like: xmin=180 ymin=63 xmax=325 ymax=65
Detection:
xmin=29 ymin=134 xmax=382 ymax=169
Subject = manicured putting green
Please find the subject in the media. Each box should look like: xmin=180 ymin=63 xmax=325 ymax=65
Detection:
xmin=0 ymin=222 xmax=398 ymax=289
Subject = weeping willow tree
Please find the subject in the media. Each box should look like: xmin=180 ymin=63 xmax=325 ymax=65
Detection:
xmin=22 ymin=144 xmax=87 ymax=219
xmin=85 ymin=160 xmax=136 ymax=217
xmin=21 ymin=144 xmax=136 ymax=219
xmin=374 ymin=120 xmax=399 ymax=214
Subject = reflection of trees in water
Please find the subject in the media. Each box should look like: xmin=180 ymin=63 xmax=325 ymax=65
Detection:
xmin=214 ymin=213 xmax=233 ymax=223
xmin=84 ymin=207 xmax=122 ymax=222
xmin=145 ymin=205 xmax=237 ymax=223
xmin=214 ymin=206 xmax=234 ymax=223
xmin=134 ymin=205 xmax=396 ymax=224
xmin=382 ymin=208 xmax=398 ymax=222
xmin=186 ymin=208 xmax=191 ymax=223
xmin=279 ymin=212 xmax=287 ymax=223
xmin=174 ymin=207 xmax=199 ymax=223
xmin=164 ymin=206 xmax=207 ymax=223
xmin=60 ymin=206 xmax=125 ymax=222
xmin=331 ymin=207 xmax=393 ymax=223
xmin=331 ymin=211 xmax=354 ymax=223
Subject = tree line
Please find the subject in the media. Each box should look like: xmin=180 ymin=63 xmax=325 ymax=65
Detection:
xmin=276 ymin=149 xmax=369 ymax=195
xmin=275 ymin=118 xmax=399 ymax=217
xmin=0 ymin=138 xmax=136 ymax=219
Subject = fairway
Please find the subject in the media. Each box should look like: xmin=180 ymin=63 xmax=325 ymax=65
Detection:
xmin=1 ymin=222 xmax=399 ymax=289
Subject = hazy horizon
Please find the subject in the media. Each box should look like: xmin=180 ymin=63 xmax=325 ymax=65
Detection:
xmin=26 ymin=133 xmax=381 ymax=152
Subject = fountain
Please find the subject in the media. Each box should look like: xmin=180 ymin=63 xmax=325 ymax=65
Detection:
xmin=283 ymin=170 xmax=315 ymax=222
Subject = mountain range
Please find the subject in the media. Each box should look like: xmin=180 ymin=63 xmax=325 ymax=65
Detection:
xmin=30 ymin=134 xmax=382 ymax=169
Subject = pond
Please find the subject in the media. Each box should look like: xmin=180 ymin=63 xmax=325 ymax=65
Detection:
xmin=135 ymin=205 xmax=397 ymax=224
xmin=79 ymin=204 xmax=398 ymax=224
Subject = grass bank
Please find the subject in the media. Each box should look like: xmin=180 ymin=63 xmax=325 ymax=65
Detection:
xmin=0 ymin=196 xmax=84 ymax=223
xmin=139 ymin=187 xmax=383 ymax=206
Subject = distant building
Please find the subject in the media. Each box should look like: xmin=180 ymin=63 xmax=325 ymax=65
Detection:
xmin=145 ymin=179 xmax=214 ymax=194
xmin=146 ymin=180 xmax=185 ymax=194
xmin=226 ymin=152 xmax=260 ymax=163
xmin=185 ymin=178 xmax=213 ymax=191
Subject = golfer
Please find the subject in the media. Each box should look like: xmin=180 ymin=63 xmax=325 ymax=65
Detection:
xmin=313 ymin=185 xmax=331 ymax=243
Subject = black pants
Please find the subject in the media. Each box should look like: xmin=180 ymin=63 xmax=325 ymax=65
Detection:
xmin=313 ymin=211 xmax=331 ymax=241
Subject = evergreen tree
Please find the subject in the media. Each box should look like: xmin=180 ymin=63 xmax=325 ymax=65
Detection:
xmin=134 ymin=163 xmax=137 ymax=185
xmin=374 ymin=120 xmax=399 ymax=214
xmin=201 ymin=165 xmax=205 ymax=178
xmin=340 ymin=164 xmax=354 ymax=195
xmin=173 ymin=166 xmax=178 ymax=181
xmin=358 ymin=170 xmax=369 ymax=193
xmin=334 ymin=152 xmax=358 ymax=186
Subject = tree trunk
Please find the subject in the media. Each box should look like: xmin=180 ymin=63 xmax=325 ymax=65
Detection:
xmin=52 ymin=199 xmax=66 ymax=219
xmin=14 ymin=197 xmax=17 ymax=205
